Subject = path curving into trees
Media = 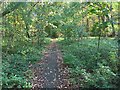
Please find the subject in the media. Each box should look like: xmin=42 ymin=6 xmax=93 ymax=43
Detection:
xmin=31 ymin=39 xmax=70 ymax=89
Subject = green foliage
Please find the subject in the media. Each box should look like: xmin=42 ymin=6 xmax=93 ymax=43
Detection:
xmin=1 ymin=2 xmax=119 ymax=89
xmin=2 ymin=73 xmax=31 ymax=88
xmin=63 ymin=54 xmax=78 ymax=67
xmin=59 ymin=38 xmax=118 ymax=88
xmin=2 ymin=40 xmax=49 ymax=88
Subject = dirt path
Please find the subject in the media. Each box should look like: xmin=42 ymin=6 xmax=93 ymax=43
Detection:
xmin=31 ymin=40 xmax=70 ymax=89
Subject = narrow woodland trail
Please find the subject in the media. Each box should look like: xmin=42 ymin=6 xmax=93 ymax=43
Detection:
xmin=31 ymin=40 xmax=70 ymax=89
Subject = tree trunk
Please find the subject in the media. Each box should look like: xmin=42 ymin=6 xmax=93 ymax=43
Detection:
xmin=108 ymin=3 xmax=115 ymax=37
xmin=25 ymin=23 xmax=30 ymax=38
xmin=118 ymin=31 xmax=120 ymax=58
xmin=97 ymin=16 xmax=101 ymax=51
xmin=118 ymin=2 xmax=120 ymax=58
xmin=117 ymin=2 xmax=120 ymax=88
xmin=86 ymin=17 xmax=89 ymax=32
xmin=110 ymin=15 xmax=115 ymax=36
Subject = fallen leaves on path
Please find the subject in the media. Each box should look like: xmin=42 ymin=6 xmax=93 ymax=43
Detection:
xmin=30 ymin=40 xmax=71 ymax=89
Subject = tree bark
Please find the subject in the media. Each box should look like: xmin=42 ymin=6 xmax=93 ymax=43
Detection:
xmin=117 ymin=2 xmax=120 ymax=88
xmin=118 ymin=2 xmax=120 ymax=58
xmin=97 ymin=16 xmax=101 ymax=51
xmin=86 ymin=17 xmax=89 ymax=32
xmin=118 ymin=31 xmax=120 ymax=58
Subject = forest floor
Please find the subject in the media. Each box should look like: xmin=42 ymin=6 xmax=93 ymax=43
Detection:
xmin=30 ymin=39 xmax=70 ymax=89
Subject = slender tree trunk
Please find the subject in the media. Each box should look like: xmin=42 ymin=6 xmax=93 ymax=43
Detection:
xmin=117 ymin=2 xmax=120 ymax=88
xmin=91 ymin=17 xmax=95 ymax=36
xmin=110 ymin=3 xmax=115 ymax=37
xmin=117 ymin=22 xmax=120 ymax=89
xmin=86 ymin=17 xmax=89 ymax=32
xmin=97 ymin=16 xmax=101 ymax=51
xmin=118 ymin=31 xmax=120 ymax=58
xmin=25 ymin=23 xmax=30 ymax=38
xmin=107 ymin=3 xmax=115 ymax=37
xmin=117 ymin=2 xmax=120 ymax=58
xmin=111 ymin=15 xmax=115 ymax=36
xmin=38 ymin=29 xmax=40 ymax=45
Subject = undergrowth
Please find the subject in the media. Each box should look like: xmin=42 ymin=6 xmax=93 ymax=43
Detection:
xmin=2 ymin=38 xmax=51 ymax=88
xmin=58 ymin=38 xmax=119 ymax=88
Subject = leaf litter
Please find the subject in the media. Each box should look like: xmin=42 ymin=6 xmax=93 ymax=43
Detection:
xmin=30 ymin=40 xmax=71 ymax=89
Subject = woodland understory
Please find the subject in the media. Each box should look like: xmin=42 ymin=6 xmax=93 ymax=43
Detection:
xmin=1 ymin=2 xmax=120 ymax=89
